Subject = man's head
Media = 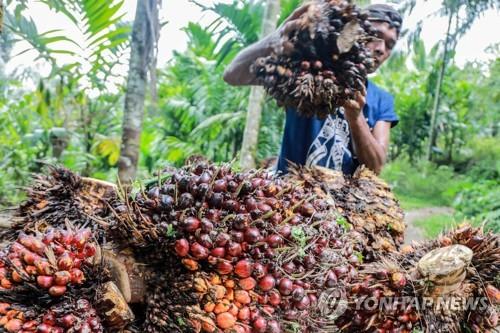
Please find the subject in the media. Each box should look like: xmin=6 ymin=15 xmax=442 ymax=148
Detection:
xmin=363 ymin=4 xmax=402 ymax=72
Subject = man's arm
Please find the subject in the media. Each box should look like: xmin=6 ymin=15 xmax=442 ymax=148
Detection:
xmin=344 ymin=92 xmax=391 ymax=174
xmin=222 ymin=37 xmax=276 ymax=86
xmin=223 ymin=3 xmax=313 ymax=86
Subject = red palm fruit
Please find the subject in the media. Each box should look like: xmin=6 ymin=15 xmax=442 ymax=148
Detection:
xmin=17 ymin=234 xmax=33 ymax=249
xmin=25 ymin=265 xmax=37 ymax=275
xmin=11 ymin=271 xmax=23 ymax=283
xmin=234 ymin=259 xmax=253 ymax=278
xmin=210 ymin=247 xmax=225 ymax=258
xmin=391 ymin=272 xmax=407 ymax=289
xmin=72 ymin=258 xmax=82 ymax=269
xmin=308 ymin=293 xmax=318 ymax=307
xmin=4 ymin=318 xmax=23 ymax=332
xmin=238 ymin=306 xmax=250 ymax=321
xmin=72 ymin=229 xmax=91 ymax=249
xmin=1 ymin=278 xmax=12 ymax=289
xmin=22 ymin=251 xmax=39 ymax=265
xmin=278 ymin=278 xmax=293 ymax=295
xmin=22 ymin=320 xmax=37 ymax=330
xmin=294 ymin=295 xmax=310 ymax=310
xmin=252 ymin=263 xmax=266 ymax=279
xmin=54 ymin=271 xmax=71 ymax=286
xmin=266 ymin=320 xmax=280 ymax=333
xmin=174 ymin=239 xmax=189 ymax=257
xmin=235 ymin=290 xmax=251 ymax=305
xmin=291 ymin=286 xmax=305 ymax=302
xmin=83 ymin=243 xmax=96 ymax=258
xmin=266 ymin=234 xmax=283 ymax=248
xmin=42 ymin=229 xmax=55 ymax=245
xmin=36 ymin=323 xmax=53 ymax=333
xmin=70 ymin=268 xmax=85 ymax=284
xmin=268 ymin=290 xmax=281 ymax=306
xmin=244 ymin=228 xmax=262 ymax=244
xmin=258 ymin=275 xmax=275 ymax=292
xmin=253 ymin=317 xmax=267 ymax=333
xmin=190 ymin=243 xmax=209 ymax=260
xmin=215 ymin=233 xmax=230 ymax=247
xmin=52 ymin=245 xmax=66 ymax=256
xmin=60 ymin=314 xmax=77 ymax=328
xmin=29 ymin=238 xmax=46 ymax=255
xmin=216 ymin=261 xmax=233 ymax=275
xmin=238 ymin=277 xmax=257 ymax=291
xmin=57 ymin=253 xmax=73 ymax=271
xmin=226 ymin=242 xmax=242 ymax=257
xmin=486 ymin=285 xmax=500 ymax=304
xmin=37 ymin=275 xmax=54 ymax=289
xmin=182 ymin=259 xmax=199 ymax=271
xmin=9 ymin=242 xmax=25 ymax=254
xmin=48 ymin=285 xmax=67 ymax=297
xmin=216 ymin=312 xmax=236 ymax=330
xmin=181 ymin=217 xmax=201 ymax=233
xmin=43 ymin=312 xmax=56 ymax=325
xmin=0 ymin=303 xmax=10 ymax=315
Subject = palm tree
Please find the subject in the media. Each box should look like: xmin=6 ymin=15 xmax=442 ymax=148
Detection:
xmin=118 ymin=0 xmax=160 ymax=183
xmin=239 ymin=0 xmax=281 ymax=170
xmin=423 ymin=0 xmax=498 ymax=160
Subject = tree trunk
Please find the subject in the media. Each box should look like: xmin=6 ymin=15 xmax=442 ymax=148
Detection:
xmin=426 ymin=11 xmax=453 ymax=161
xmin=118 ymin=0 xmax=160 ymax=183
xmin=239 ymin=0 xmax=280 ymax=170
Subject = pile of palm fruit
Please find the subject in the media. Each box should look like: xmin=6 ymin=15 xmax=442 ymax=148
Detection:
xmin=110 ymin=163 xmax=364 ymax=332
xmin=288 ymin=165 xmax=405 ymax=261
xmin=336 ymin=225 xmax=500 ymax=333
xmin=253 ymin=0 xmax=378 ymax=117
xmin=0 ymin=162 xmax=498 ymax=333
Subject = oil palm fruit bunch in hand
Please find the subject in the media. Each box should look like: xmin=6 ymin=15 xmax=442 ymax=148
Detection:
xmin=253 ymin=0 xmax=378 ymax=118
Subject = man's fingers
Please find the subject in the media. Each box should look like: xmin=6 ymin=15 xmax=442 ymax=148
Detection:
xmin=344 ymin=99 xmax=360 ymax=111
xmin=286 ymin=3 xmax=312 ymax=22
xmin=282 ymin=41 xmax=295 ymax=55
xmin=355 ymin=91 xmax=366 ymax=106
xmin=282 ymin=20 xmax=302 ymax=37
xmin=360 ymin=84 xmax=367 ymax=96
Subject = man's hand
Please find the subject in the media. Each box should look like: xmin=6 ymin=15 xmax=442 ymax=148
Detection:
xmin=343 ymin=86 xmax=391 ymax=175
xmin=343 ymin=89 xmax=366 ymax=121
xmin=268 ymin=3 xmax=315 ymax=55
xmin=223 ymin=2 xmax=315 ymax=86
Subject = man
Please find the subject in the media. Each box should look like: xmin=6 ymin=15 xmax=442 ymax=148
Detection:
xmin=224 ymin=3 xmax=403 ymax=175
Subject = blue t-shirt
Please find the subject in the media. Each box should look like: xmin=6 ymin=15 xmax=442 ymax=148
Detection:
xmin=277 ymin=80 xmax=398 ymax=175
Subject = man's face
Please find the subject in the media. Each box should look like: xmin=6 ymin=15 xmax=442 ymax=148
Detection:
xmin=365 ymin=21 xmax=398 ymax=72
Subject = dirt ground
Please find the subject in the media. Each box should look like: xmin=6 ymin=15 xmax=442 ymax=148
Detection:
xmin=404 ymin=207 xmax=454 ymax=244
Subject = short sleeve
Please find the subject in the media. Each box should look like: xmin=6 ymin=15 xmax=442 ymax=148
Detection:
xmin=377 ymin=93 xmax=399 ymax=128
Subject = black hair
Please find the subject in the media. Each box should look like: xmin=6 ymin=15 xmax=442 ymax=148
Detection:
xmin=364 ymin=4 xmax=403 ymax=35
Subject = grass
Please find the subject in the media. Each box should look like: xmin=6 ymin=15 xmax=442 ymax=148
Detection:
xmin=414 ymin=214 xmax=457 ymax=239
xmin=396 ymin=194 xmax=437 ymax=211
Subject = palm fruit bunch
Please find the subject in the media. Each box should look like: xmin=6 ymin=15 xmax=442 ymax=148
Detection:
xmin=288 ymin=165 xmax=405 ymax=260
xmin=0 ymin=298 xmax=104 ymax=333
xmin=0 ymin=226 xmax=135 ymax=332
xmin=110 ymin=162 xmax=363 ymax=332
xmin=336 ymin=224 xmax=500 ymax=333
xmin=0 ymin=227 xmax=97 ymax=299
xmin=4 ymin=167 xmax=116 ymax=242
xmin=253 ymin=0 xmax=377 ymax=117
